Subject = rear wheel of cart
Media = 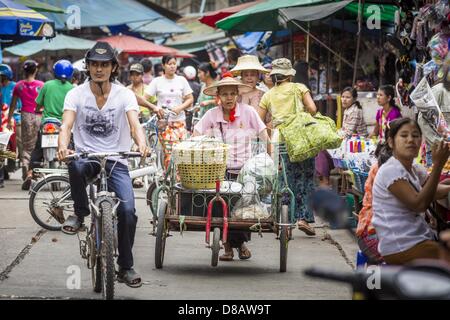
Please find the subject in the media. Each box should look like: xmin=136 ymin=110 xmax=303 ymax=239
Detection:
xmin=155 ymin=200 xmax=168 ymax=269
xmin=211 ymin=227 xmax=220 ymax=267
xmin=279 ymin=205 xmax=289 ymax=272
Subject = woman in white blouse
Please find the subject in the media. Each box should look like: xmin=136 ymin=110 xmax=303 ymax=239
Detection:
xmin=372 ymin=118 xmax=450 ymax=265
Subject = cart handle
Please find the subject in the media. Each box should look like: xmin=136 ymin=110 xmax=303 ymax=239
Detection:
xmin=205 ymin=193 xmax=229 ymax=245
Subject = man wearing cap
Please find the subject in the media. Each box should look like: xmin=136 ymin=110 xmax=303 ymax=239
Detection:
xmin=258 ymin=58 xmax=318 ymax=236
xmin=193 ymin=76 xmax=269 ymax=261
xmin=57 ymin=42 xmax=149 ymax=288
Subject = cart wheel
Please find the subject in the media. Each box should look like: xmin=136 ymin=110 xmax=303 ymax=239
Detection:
xmin=211 ymin=227 xmax=220 ymax=267
xmin=155 ymin=200 xmax=168 ymax=269
xmin=280 ymin=205 xmax=289 ymax=273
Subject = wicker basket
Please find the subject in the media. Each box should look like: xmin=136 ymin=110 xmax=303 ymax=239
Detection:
xmin=173 ymin=137 xmax=229 ymax=189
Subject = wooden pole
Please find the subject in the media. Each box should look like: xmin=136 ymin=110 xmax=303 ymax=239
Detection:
xmin=352 ymin=0 xmax=365 ymax=86
xmin=338 ymin=15 xmax=344 ymax=92
xmin=306 ymin=22 xmax=310 ymax=63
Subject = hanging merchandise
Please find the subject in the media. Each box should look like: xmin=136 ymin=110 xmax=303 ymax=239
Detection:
xmin=411 ymin=77 xmax=449 ymax=146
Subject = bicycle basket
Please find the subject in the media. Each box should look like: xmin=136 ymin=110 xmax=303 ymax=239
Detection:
xmin=172 ymin=137 xmax=229 ymax=189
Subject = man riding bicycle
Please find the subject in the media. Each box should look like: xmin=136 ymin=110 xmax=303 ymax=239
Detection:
xmin=57 ymin=42 xmax=148 ymax=288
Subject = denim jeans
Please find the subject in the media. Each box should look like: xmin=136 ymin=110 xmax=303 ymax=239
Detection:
xmin=68 ymin=159 xmax=137 ymax=270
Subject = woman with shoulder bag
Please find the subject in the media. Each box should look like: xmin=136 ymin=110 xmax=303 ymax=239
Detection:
xmin=258 ymin=58 xmax=318 ymax=236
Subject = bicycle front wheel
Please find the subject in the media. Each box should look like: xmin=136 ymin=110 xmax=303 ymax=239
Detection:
xmin=99 ymin=201 xmax=115 ymax=300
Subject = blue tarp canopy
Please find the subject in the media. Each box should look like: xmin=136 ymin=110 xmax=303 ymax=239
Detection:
xmin=235 ymin=32 xmax=265 ymax=54
xmin=38 ymin=0 xmax=166 ymax=29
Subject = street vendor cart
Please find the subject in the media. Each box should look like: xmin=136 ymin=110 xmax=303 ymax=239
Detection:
xmin=149 ymin=136 xmax=296 ymax=272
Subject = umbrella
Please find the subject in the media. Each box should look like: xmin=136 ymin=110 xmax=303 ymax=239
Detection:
xmin=36 ymin=0 xmax=170 ymax=30
xmin=98 ymin=34 xmax=194 ymax=58
xmin=4 ymin=33 xmax=96 ymax=57
xmin=216 ymin=0 xmax=333 ymax=32
xmin=199 ymin=0 xmax=263 ymax=28
xmin=0 ymin=0 xmax=55 ymax=40
xmin=16 ymin=0 xmax=65 ymax=13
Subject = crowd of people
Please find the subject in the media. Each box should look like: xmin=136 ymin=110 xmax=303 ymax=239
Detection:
xmin=1 ymin=39 xmax=450 ymax=288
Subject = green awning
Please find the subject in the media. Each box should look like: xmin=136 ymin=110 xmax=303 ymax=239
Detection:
xmin=216 ymin=0 xmax=331 ymax=32
xmin=216 ymin=0 xmax=400 ymax=32
xmin=16 ymin=0 xmax=65 ymax=13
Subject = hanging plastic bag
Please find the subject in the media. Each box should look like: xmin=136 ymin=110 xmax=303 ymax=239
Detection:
xmin=237 ymin=152 xmax=276 ymax=196
xmin=232 ymin=176 xmax=270 ymax=220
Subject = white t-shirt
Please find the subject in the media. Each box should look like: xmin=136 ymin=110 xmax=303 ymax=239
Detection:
xmin=63 ymin=82 xmax=139 ymax=165
xmin=372 ymin=156 xmax=436 ymax=257
xmin=145 ymin=75 xmax=193 ymax=123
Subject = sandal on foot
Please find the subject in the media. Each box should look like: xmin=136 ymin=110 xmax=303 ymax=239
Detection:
xmin=61 ymin=215 xmax=83 ymax=235
xmin=297 ymin=220 xmax=316 ymax=236
xmin=219 ymin=250 xmax=234 ymax=261
xmin=117 ymin=268 xmax=142 ymax=288
xmin=238 ymin=245 xmax=252 ymax=260
xmin=219 ymin=243 xmax=234 ymax=261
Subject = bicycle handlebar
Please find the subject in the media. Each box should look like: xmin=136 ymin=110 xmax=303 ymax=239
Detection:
xmin=64 ymin=151 xmax=144 ymax=161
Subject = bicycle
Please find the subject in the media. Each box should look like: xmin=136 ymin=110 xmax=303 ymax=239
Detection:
xmin=63 ymin=151 xmax=143 ymax=300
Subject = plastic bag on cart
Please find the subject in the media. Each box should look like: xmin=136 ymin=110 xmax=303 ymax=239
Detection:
xmin=237 ymin=152 xmax=276 ymax=196
xmin=232 ymin=176 xmax=270 ymax=220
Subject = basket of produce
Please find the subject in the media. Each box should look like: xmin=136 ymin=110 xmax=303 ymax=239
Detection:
xmin=172 ymin=136 xmax=229 ymax=189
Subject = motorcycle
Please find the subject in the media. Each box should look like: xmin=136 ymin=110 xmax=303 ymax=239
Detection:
xmin=306 ymin=188 xmax=450 ymax=300
xmin=40 ymin=117 xmax=61 ymax=169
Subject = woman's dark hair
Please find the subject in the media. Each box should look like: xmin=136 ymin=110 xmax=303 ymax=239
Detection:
xmin=375 ymin=118 xmax=422 ymax=166
xmin=375 ymin=141 xmax=393 ymax=167
xmin=161 ymin=55 xmax=176 ymax=65
xmin=227 ymin=48 xmax=241 ymax=65
xmin=271 ymin=74 xmax=290 ymax=85
xmin=379 ymin=85 xmax=400 ymax=112
xmin=341 ymin=86 xmax=362 ymax=109
xmin=198 ymin=62 xmax=218 ymax=79
xmin=293 ymin=61 xmax=310 ymax=89
xmin=387 ymin=117 xmax=422 ymax=140
xmin=139 ymin=58 xmax=153 ymax=73
xmin=153 ymin=63 xmax=163 ymax=75
xmin=23 ymin=60 xmax=38 ymax=77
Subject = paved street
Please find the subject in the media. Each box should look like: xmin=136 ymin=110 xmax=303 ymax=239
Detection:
xmin=0 ymin=171 xmax=357 ymax=300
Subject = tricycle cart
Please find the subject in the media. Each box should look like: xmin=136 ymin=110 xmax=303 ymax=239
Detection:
xmin=150 ymin=138 xmax=296 ymax=272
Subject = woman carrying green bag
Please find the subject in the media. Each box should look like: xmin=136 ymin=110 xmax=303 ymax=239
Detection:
xmin=258 ymin=58 xmax=318 ymax=236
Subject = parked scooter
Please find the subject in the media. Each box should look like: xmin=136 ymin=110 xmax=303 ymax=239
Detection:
xmin=306 ymin=188 xmax=450 ymax=300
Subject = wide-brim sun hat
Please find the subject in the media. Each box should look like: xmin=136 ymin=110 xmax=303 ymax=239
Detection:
xmin=269 ymin=58 xmax=296 ymax=77
xmin=230 ymin=55 xmax=269 ymax=76
xmin=203 ymin=76 xmax=253 ymax=96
